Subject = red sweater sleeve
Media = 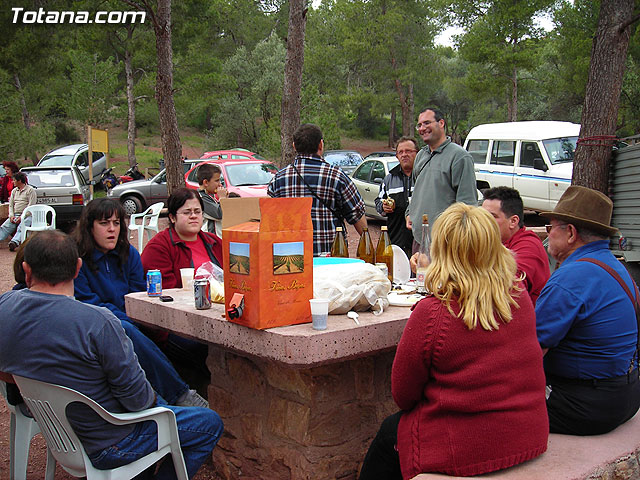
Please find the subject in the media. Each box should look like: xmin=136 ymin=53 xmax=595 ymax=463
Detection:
xmin=141 ymin=231 xmax=179 ymax=289
xmin=392 ymin=297 xmax=442 ymax=411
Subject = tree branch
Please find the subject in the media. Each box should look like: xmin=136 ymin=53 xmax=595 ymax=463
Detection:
xmin=619 ymin=12 xmax=640 ymax=33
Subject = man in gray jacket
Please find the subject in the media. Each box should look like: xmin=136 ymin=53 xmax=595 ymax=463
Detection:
xmin=405 ymin=108 xmax=477 ymax=253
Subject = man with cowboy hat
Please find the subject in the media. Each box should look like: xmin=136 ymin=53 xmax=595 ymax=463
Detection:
xmin=536 ymin=185 xmax=640 ymax=435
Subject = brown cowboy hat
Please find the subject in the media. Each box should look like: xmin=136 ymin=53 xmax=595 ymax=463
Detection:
xmin=540 ymin=185 xmax=618 ymax=236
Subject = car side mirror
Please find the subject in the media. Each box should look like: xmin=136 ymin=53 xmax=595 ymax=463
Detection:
xmin=373 ymin=178 xmax=383 ymax=184
xmin=533 ymin=158 xmax=548 ymax=172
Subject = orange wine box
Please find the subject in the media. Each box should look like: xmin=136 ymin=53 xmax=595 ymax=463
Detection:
xmin=220 ymin=197 xmax=314 ymax=329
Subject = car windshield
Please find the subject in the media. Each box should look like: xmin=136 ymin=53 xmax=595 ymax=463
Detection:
xmin=387 ymin=160 xmax=399 ymax=170
xmin=543 ymin=137 xmax=578 ymax=164
xmin=226 ymin=163 xmax=277 ymax=186
xmin=324 ymin=152 xmax=363 ymax=167
xmin=38 ymin=154 xmax=75 ymax=167
xmin=25 ymin=170 xmax=75 ymax=187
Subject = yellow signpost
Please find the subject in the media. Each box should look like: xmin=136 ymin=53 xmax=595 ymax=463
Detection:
xmin=87 ymin=127 xmax=109 ymax=196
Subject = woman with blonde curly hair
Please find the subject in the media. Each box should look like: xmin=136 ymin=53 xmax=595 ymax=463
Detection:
xmin=359 ymin=203 xmax=548 ymax=479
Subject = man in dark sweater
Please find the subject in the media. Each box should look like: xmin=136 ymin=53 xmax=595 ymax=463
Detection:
xmin=0 ymin=230 xmax=223 ymax=478
xmin=374 ymin=136 xmax=416 ymax=259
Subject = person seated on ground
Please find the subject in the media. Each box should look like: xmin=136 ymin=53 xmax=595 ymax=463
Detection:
xmin=197 ymin=163 xmax=228 ymax=237
xmin=536 ymin=185 xmax=640 ymax=435
xmin=481 ymin=186 xmax=550 ymax=305
xmin=0 ymin=172 xmax=37 ymax=251
xmin=73 ymin=198 xmax=207 ymax=407
xmin=0 ymin=161 xmax=19 ymax=203
xmin=0 ymin=230 xmax=223 ymax=478
xmin=359 ymin=203 xmax=548 ymax=480
xmin=141 ymin=187 xmax=222 ymax=370
xmin=142 ymin=187 xmax=222 ymax=288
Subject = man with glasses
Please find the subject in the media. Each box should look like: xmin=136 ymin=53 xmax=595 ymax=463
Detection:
xmin=536 ymin=185 xmax=640 ymax=435
xmin=374 ymin=136 xmax=417 ymax=259
xmin=481 ymin=186 xmax=550 ymax=305
xmin=406 ymin=108 xmax=477 ymax=254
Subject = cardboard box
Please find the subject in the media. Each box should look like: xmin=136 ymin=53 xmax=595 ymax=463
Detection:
xmin=220 ymin=197 xmax=314 ymax=329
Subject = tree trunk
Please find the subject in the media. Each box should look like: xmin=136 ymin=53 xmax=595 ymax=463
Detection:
xmin=124 ymin=45 xmax=137 ymax=169
xmin=153 ymin=0 xmax=183 ymax=193
xmin=13 ymin=73 xmax=39 ymax=164
xmin=388 ymin=108 xmax=396 ymax=147
xmin=572 ymin=0 xmax=635 ymax=193
xmin=508 ymin=65 xmax=517 ymax=122
xmin=280 ymin=0 xmax=307 ymax=168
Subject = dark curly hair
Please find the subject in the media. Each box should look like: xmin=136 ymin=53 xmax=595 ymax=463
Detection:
xmin=73 ymin=198 xmax=130 ymax=272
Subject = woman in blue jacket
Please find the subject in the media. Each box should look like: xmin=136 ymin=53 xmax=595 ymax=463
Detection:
xmin=73 ymin=198 xmax=206 ymax=407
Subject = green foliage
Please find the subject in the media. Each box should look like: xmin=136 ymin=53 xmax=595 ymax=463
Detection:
xmin=207 ymin=33 xmax=286 ymax=155
xmin=68 ymin=51 xmax=120 ymax=127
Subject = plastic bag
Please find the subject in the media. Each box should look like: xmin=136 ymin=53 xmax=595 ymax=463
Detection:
xmin=313 ymin=263 xmax=391 ymax=314
xmin=195 ymin=261 xmax=225 ymax=303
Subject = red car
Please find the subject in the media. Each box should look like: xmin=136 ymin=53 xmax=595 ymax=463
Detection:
xmin=200 ymin=149 xmax=266 ymax=161
xmin=184 ymin=156 xmax=278 ymax=197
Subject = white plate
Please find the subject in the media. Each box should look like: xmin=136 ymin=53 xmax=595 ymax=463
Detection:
xmin=388 ymin=292 xmax=423 ymax=307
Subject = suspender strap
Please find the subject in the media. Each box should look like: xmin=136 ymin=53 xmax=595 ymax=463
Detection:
xmin=578 ymin=258 xmax=640 ymax=373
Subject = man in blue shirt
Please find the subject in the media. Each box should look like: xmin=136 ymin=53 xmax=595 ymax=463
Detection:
xmin=0 ymin=230 xmax=223 ymax=478
xmin=536 ymin=186 xmax=640 ymax=435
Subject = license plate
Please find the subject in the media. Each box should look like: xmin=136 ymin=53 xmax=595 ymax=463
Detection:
xmin=37 ymin=197 xmax=57 ymax=204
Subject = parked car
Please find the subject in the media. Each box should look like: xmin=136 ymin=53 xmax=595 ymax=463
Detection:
xmin=107 ymin=160 xmax=198 ymax=215
xmin=363 ymin=151 xmax=396 ymax=160
xmin=21 ymin=166 xmax=90 ymax=223
xmin=184 ymin=158 xmax=278 ymax=196
xmin=200 ymin=149 xmax=267 ymax=161
xmin=37 ymin=144 xmax=107 ymax=183
xmin=108 ymin=155 xmax=278 ymax=215
xmin=464 ymin=121 xmax=579 ymax=211
xmin=351 ymin=156 xmax=400 ymax=220
xmin=323 ymin=150 xmax=364 ymax=176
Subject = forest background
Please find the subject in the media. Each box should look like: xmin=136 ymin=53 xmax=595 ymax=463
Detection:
xmin=2 ymin=0 xmax=639 ymax=170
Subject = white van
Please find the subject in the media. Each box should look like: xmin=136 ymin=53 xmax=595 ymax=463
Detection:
xmin=464 ymin=121 xmax=580 ymax=211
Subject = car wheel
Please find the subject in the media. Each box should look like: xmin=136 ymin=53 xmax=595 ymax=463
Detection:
xmin=122 ymin=195 xmax=143 ymax=215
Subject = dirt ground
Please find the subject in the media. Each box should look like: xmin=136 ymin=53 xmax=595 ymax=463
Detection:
xmin=0 ymin=214 xmax=380 ymax=479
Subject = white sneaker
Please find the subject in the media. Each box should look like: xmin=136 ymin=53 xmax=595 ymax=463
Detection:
xmin=176 ymin=389 xmax=209 ymax=408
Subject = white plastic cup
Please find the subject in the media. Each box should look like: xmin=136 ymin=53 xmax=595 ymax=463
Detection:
xmin=180 ymin=268 xmax=195 ymax=291
xmin=309 ymin=298 xmax=329 ymax=330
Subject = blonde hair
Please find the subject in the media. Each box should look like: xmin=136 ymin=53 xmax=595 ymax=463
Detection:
xmin=424 ymin=203 xmax=521 ymax=331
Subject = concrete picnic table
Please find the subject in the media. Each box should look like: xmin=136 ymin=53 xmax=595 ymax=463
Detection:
xmin=125 ymin=288 xmax=411 ymax=480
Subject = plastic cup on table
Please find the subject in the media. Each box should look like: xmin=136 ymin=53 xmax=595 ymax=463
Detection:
xmin=180 ymin=268 xmax=195 ymax=291
xmin=309 ymin=298 xmax=329 ymax=331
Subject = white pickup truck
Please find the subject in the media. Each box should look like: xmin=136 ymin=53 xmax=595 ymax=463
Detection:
xmin=464 ymin=121 xmax=579 ymax=211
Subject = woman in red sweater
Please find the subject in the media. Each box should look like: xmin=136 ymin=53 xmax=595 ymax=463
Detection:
xmin=141 ymin=187 xmax=222 ymax=288
xmin=360 ymin=203 xmax=548 ymax=479
xmin=0 ymin=161 xmax=18 ymax=203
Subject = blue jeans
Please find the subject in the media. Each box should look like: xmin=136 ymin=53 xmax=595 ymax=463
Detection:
xmin=89 ymin=403 xmax=223 ymax=479
xmin=0 ymin=217 xmax=18 ymax=241
xmin=120 ymin=319 xmax=189 ymax=405
xmin=11 ymin=216 xmax=31 ymax=244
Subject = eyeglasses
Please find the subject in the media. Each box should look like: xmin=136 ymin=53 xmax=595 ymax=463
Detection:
xmin=397 ymin=149 xmax=417 ymax=155
xmin=545 ymin=223 xmax=568 ymax=233
xmin=177 ymin=209 xmax=203 ymax=217
xmin=415 ymin=120 xmax=437 ymax=130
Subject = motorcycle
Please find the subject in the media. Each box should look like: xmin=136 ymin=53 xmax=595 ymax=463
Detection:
xmin=99 ymin=164 xmax=145 ymax=191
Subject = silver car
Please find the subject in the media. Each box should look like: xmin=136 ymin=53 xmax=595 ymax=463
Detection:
xmin=351 ymin=156 xmax=400 ymax=220
xmin=107 ymin=160 xmax=200 ymax=215
xmin=21 ymin=166 xmax=91 ymax=224
xmin=38 ymin=144 xmax=107 ymax=182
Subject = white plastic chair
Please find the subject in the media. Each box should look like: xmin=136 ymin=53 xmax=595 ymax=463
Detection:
xmin=128 ymin=202 xmax=164 ymax=252
xmin=20 ymin=205 xmax=56 ymax=242
xmin=13 ymin=375 xmax=188 ymax=480
xmin=0 ymin=379 xmax=56 ymax=480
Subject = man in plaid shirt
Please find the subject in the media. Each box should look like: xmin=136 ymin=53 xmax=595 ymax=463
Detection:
xmin=268 ymin=124 xmax=367 ymax=256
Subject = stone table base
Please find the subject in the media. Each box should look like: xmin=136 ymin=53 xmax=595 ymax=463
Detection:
xmin=208 ymin=347 xmax=397 ymax=480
